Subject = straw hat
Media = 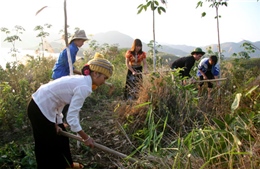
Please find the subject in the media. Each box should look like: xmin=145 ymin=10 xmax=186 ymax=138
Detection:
xmin=69 ymin=30 xmax=89 ymax=44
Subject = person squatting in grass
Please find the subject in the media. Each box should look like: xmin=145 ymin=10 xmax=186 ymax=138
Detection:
xmin=124 ymin=38 xmax=148 ymax=100
xmin=197 ymin=55 xmax=220 ymax=100
xmin=171 ymin=47 xmax=205 ymax=85
xmin=27 ymin=53 xmax=114 ymax=169
xmin=52 ymin=29 xmax=88 ymax=127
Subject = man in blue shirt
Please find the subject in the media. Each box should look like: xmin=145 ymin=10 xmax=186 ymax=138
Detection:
xmin=197 ymin=55 xmax=220 ymax=100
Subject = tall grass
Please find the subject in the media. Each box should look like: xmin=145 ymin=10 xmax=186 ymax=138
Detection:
xmin=115 ymin=58 xmax=260 ymax=168
xmin=0 ymin=46 xmax=259 ymax=168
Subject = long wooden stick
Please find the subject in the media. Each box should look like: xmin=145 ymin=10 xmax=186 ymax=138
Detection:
xmin=195 ymin=77 xmax=227 ymax=83
xmin=59 ymin=130 xmax=138 ymax=163
xmin=105 ymin=82 xmax=113 ymax=87
xmin=64 ymin=0 xmax=73 ymax=77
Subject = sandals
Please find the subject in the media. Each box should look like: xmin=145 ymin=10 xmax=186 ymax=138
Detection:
xmin=66 ymin=162 xmax=84 ymax=169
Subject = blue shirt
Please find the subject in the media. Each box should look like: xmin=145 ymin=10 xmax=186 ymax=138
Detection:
xmin=197 ymin=58 xmax=220 ymax=76
xmin=52 ymin=42 xmax=79 ymax=80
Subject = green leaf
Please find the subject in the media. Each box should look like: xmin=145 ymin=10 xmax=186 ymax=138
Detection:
xmin=196 ymin=1 xmax=203 ymax=8
xmin=222 ymin=2 xmax=228 ymax=7
xmin=137 ymin=4 xmax=143 ymax=8
xmin=147 ymin=1 xmax=151 ymax=7
xmin=231 ymin=93 xmax=242 ymax=113
xmin=224 ymin=114 xmax=235 ymax=126
xmin=159 ymin=7 xmax=166 ymax=13
xmin=202 ymin=12 xmax=206 ymax=17
xmin=213 ymin=118 xmax=225 ymax=129
xmin=245 ymin=85 xmax=259 ymax=97
xmin=137 ymin=6 xmax=144 ymax=14
xmin=151 ymin=3 xmax=155 ymax=10
xmin=158 ymin=8 xmax=161 ymax=14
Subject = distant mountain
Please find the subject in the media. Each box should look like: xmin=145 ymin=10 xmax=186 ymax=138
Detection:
xmin=91 ymin=31 xmax=189 ymax=56
xmin=91 ymin=31 xmax=260 ymax=58
xmin=208 ymin=41 xmax=260 ymax=58
xmin=92 ymin=31 xmax=133 ymax=49
xmin=2 ymin=30 xmax=259 ymax=58
xmin=167 ymin=44 xmax=195 ymax=55
xmin=90 ymin=31 xmax=153 ymax=52
xmin=161 ymin=45 xmax=191 ymax=56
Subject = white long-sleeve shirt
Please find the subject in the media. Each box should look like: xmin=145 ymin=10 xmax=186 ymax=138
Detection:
xmin=32 ymin=75 xmax=92 ymax=132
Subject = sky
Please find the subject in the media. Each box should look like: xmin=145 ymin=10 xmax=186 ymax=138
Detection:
xmin=0 ymin=0 xmax=260 ymax=47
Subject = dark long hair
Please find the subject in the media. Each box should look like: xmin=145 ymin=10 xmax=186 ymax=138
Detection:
xmin=130 ymin=39 xmax=143 ymax=55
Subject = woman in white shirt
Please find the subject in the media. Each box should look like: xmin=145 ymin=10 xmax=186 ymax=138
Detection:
xmin=27 ymin=53 xmax=114 ymax=169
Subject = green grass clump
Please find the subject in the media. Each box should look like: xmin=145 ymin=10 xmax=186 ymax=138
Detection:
xmin=0 ymin=46 xmax=260 ymax=168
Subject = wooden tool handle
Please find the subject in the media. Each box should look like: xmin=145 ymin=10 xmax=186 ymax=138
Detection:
xmin=105 ymin=82 xmax=113 ymax=87
xmin=195 ymin=77 xmax=227 ymax=83
xmin=59 ymin=130 xmax=138 ymax=163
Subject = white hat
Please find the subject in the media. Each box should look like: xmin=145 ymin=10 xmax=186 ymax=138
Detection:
xmin=69 ymin=30 xmax=89 ymax=44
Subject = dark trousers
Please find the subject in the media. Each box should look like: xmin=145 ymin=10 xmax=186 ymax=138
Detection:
xmin=199 ymin=71 xmax=214 ymax=88
xmin=124 ymin=66 xmax=143 ymax=100
xmin=27 ymin=99 xmax=73 ymax=169
xmin=62 ymin=104 xmax=69 ymax=123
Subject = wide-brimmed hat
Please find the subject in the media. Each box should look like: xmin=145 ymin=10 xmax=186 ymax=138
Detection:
xmin=69 ymin=30 xmax=89 ymax=44
xmin=191 ymin=47 xmax=205 ymax=55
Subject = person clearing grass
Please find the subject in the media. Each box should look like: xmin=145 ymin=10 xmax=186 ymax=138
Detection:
xmin=27 ymin=53 xmax=114 ymax=169
xmin=171 ymin=47 xmax=205 ymax=85
xmin=197 ymin=55 xmax=220 ymax=101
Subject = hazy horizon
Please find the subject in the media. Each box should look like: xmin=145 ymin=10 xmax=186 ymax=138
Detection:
xmin=1 ymin=0 xmax=259 ymax=47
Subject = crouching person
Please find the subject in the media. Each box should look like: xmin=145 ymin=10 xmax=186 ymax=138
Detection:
xmin=197 ymin=55 xmax=219 ymax=100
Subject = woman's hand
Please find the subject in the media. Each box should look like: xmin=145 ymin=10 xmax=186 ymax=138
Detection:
xmin=78 ymin=130 xmax=95 ymax=148
xmin=83 ymin=137 xmax=95 ymax=148
xmin=55 ymin=124 xmax=62 ymax=133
